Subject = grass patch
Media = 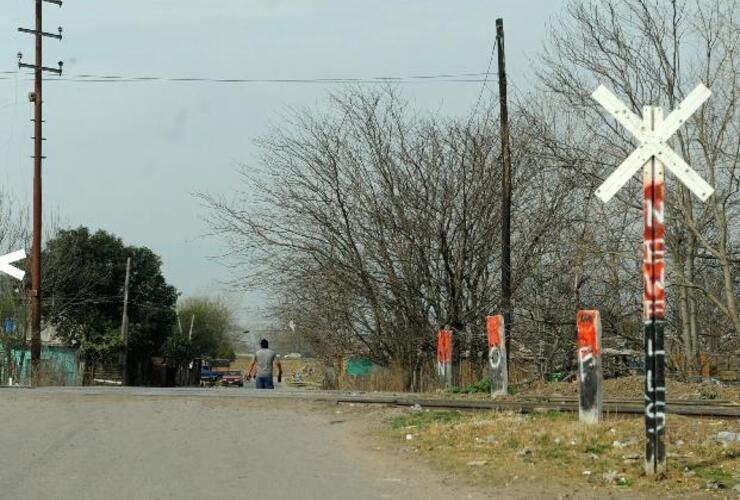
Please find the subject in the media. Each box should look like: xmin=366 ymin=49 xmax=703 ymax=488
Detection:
xmin=542 ymin=409 xmax=564 ymax=420
xmin=687 ymin=463 xmax=737 ymax=489
xmin=448 ymin=378 xmax=491 ymax=394
xmin=584 ymin=440 xmax=610 ymax=455
xmin=505 ymin=436 xmax=521 ymax=450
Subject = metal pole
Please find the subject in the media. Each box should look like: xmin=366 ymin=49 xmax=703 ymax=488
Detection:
xmin=29 ymin=0 xmax=43 ymax=386
xmin=120 ymin=257 xmax=131 ymax=385
xmin=643 ymin=106 xmax=666 ymax=475
xmin=496 ymin=18 xmax=512 ymax=375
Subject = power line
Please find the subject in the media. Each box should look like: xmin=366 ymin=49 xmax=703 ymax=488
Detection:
xmin=0 ymin=70 xmax=496 ymax=85
xmin=468 ymin=24 xmax=498 ymax=123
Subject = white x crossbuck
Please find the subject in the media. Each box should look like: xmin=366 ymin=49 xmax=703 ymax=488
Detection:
xmin=0 ymin=249 xmax=26 ymax=281
xmin=592 ymin=84 xmax=714 ymax=203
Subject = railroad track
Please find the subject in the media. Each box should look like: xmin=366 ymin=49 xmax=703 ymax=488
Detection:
xmin=335 ymin=395 xmax=740 ymax=418
xmin=3 ymin=385 xmax=736 ymax=417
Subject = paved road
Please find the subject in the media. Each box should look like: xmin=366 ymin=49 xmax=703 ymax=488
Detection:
xmin=0 ymin=389 xmax=491 ymax=500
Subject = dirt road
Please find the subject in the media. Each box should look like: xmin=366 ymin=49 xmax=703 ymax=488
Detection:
xmin=0 ymin=390 xmax=491 ymax=500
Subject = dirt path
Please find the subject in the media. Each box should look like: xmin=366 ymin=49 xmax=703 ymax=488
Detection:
xmin=0 ymin=391 xmax=494 ymax=500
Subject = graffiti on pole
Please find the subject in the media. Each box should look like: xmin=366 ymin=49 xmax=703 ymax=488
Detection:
xmin=643 ymin=153 xmax=667 ymax=473
xmin=436 ymin=329 xmax=452 ymax=389
xmin=486 ymin=315 xmax=507 ymax=396
xmin=591 ymin=83 xmax=713 ymax=475
xmin=577 ymin=310 xmax=602 ymax=423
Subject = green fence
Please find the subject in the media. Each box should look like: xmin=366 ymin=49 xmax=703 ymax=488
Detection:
xmin=0 ymin=346 xmax=79 ymax=386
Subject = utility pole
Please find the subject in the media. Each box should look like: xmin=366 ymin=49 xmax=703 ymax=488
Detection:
xmin=496 ymin=18 xmax=512 ymax=375
xmin=188 ymin=314 xmax=195 ymax=341
xmin=17 ymin=0 xmax=63 ymax=385
xmin=120 ymin=257 xmax=131 ymax=385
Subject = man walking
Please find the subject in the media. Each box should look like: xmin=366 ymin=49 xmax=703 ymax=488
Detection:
xmin=247 ymin=339 xmax=283 ymax=389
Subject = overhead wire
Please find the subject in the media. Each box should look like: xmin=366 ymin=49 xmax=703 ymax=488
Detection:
xmin=467 ymin=27 xmax=498 ymax=125
xmin=0 ymin=70 xmax=496 ymax=85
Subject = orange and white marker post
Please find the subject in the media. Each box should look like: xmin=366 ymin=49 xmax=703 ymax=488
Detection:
xmin=486 ymin=315 xmax=507 ymax=396
xmin=591 ymin=83 xmax=714 ymax=475
xmin=577 ymin=310 xmax=602 ymax=424
xmin=436 ymin=329 xmax=453 ymax=389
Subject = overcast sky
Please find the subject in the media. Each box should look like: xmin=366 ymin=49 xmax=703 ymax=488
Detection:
xmin=0 ymin=0 xmax=566 ymax=326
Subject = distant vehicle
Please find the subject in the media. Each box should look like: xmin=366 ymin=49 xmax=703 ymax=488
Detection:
xmin=220 ymin=370 xmax=244 ymax=387
xmin=199 ymin=367 xmax=224 ymax=387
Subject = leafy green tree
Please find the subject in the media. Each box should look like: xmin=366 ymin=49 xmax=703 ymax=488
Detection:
xmin=42 ymin=227 xmax=178 ymax=365
xmin=0 ymin=284 xmax=28 ymax=382
xmin=176 ymin=296 xmax=237 ymax=361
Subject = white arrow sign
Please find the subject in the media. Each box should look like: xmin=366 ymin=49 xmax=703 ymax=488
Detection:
xmin=0 ymin=249 xmax=26 ymax=280
xmin=592 ymin=84 xmax=714 ymax=203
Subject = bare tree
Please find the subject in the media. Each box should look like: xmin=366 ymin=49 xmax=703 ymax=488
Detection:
xmin=536 ymin=0 xmax=739 ymax=370
xmin=201 ymin=87 xmax=578 ymax=388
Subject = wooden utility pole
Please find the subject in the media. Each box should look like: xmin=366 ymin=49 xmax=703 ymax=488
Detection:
xmin=120 ymin=257 xmax=131 ymax=385
xmin=496 ymin=18 xmax=512 ymax=374
xmin=17 ymin=0 xmax=63 ymax=385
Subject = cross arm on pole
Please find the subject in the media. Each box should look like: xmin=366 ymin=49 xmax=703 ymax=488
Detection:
xmin=656 ymin=84 xmax=711 ymax=143
xmin=591 ymin=85 xmax=646 ymax=141
xmin=595 ymin=143 xmax=659 ymax=203
xmin=656 ymin=145 xmax=714 ymax=201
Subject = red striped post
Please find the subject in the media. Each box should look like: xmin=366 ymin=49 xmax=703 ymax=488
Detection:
xmin=577 ymin=310 xmax=603 ymax=423
xmin=436 ymin=329 xmax=452 ymax=389
xmin=486 ymin=315 xmax=507 ymax=396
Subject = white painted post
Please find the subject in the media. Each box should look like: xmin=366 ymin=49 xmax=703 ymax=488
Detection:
xmin=577 ymin=310 xmax=602 ymax=424
xmin=486 ymin=315 xmax=507 ymax=396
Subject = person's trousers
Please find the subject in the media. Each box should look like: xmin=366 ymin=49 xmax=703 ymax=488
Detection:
xmin=255 ymin=376 xmax=274 ymax=389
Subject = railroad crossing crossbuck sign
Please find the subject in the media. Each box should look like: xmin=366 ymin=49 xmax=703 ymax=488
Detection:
xmin=591 ymin=83 xmax=714 ymax=476
xmin=592 ymin=83 xmax=714 ymax=203
xmin=0 ymin=249 xmax=26 ymax=281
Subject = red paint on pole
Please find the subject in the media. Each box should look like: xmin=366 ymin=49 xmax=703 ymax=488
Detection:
xmin=436 ymin=329 xmax=452 ymax=364
xmin=577 ymin=310 xmax=603 ymax=423
xmin=486 ymin=315 xmax=502 ymax=348
xmin=643 ymin=181 xmax=666 ymax=321
xmin=577 ymin=311 xmax=600 ymax=357
xmin=436 ymin=329 xmax=453 ymax=388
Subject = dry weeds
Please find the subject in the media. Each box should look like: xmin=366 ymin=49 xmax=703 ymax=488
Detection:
xmin=387 ymin=409 xmax=739 ymax=497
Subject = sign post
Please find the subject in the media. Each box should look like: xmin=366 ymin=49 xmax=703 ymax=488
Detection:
xmin=486 ymin=315 xmax=507 ymax=396
xmin=591 ymin=84 xmax=713 ymax=476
